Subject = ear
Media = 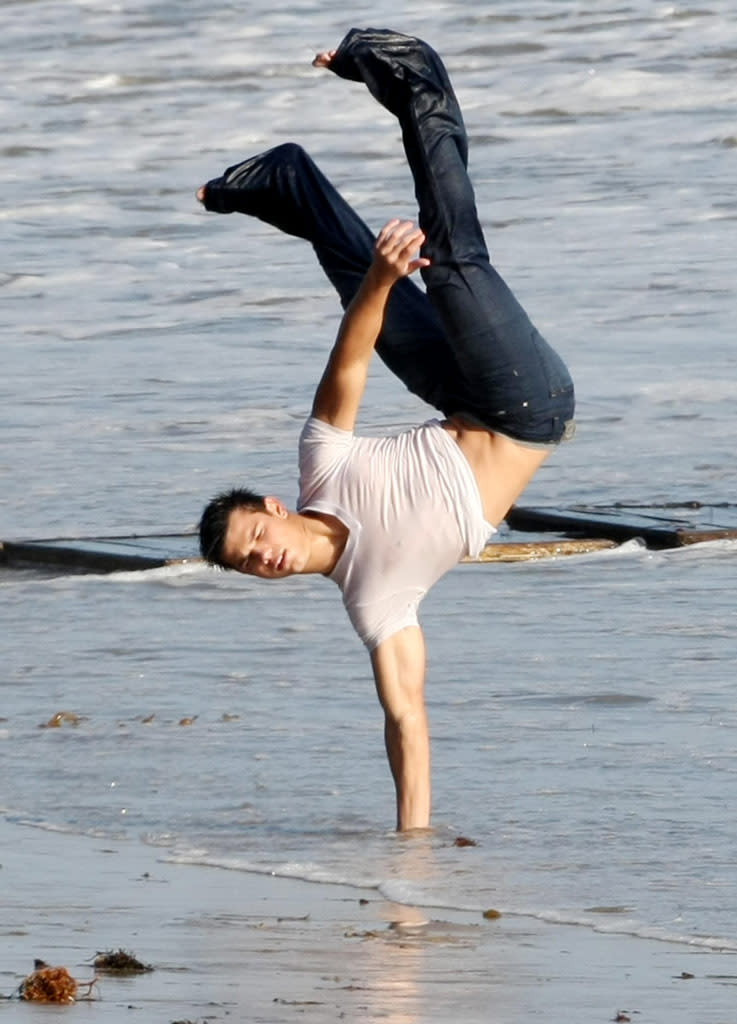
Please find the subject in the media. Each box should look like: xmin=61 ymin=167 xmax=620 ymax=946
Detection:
xmin=263 ymin=495 xmax=288 ymax=519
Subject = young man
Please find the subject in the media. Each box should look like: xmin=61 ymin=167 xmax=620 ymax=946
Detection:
xmin=197 ymin=29 xmax=575 ymax=831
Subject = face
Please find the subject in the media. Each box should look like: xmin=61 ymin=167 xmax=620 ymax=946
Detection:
xmin=221 ymin=501 xmax=308 ymax=579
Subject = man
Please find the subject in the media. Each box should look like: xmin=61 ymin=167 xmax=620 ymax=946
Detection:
xmin=197 ymin=29 xmax=575 ymax=831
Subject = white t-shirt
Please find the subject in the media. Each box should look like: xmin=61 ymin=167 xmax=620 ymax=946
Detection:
xmin=297 ymin=417 xmax=494 ymax=650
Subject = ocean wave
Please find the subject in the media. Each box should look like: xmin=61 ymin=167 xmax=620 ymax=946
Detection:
xmin=158 ymin=845 xmax=737 ymax=953
xmin=6 ymin=814 xmax=736 ymax=954
xmin=160 ymin=849 xmax=382 ymax=891
xmin=5 ymin=814 xmax=126 ymax=842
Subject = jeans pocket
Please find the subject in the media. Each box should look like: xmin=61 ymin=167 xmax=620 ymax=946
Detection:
xmin=530 ymin=328 xmax=574 ymax=400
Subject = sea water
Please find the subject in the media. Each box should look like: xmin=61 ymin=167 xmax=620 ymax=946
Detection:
xmin=2 ymin=0 xmax=736 ymax=954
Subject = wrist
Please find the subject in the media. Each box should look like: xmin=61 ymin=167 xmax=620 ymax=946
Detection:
xmin=365 ymin=262 xmax=399 ymax=291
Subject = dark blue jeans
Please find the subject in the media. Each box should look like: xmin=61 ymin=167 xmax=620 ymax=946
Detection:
xmin=202 ymin=28 xmax=575 ymax=445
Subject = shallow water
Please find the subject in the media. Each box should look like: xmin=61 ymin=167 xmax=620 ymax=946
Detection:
xmin=2 ymin=0 xmax=736 ymax=955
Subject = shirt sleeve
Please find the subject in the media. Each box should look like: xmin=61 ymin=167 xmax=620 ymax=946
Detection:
xmin=344 ymin=591 xmax=423 ymax=652
xmin=297 ymin=417 xmax=354 ymax=509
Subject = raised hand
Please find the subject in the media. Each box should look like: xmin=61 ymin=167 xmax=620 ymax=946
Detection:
xmin=371 ymin=219 xmax=430 ymax=285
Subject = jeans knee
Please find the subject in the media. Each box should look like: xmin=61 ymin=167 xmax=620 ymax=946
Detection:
xmin=269 ymin=141 xmax=308 ymax=166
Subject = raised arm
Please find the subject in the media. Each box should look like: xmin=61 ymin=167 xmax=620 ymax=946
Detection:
xmin=311 ymin=220 xmax=429 ymax=431
xmin=370 ymin=625 xmax=431 ymax=831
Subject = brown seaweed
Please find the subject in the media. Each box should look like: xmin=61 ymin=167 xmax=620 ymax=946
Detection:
xmin=19 ymin=962 xmax=96 ymax=1003
xmin=453 ymin=835 xmax=477 ymax=847
xmin=93 ymin=948 xmax=153 ymax=974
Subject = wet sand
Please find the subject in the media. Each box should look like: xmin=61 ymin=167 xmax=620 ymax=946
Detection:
xmin=1 ymin=817 xmax=734 ymax=1023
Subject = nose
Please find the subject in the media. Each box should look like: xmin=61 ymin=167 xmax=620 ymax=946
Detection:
xmin=254 ymin=545 xmax=274 ymax=568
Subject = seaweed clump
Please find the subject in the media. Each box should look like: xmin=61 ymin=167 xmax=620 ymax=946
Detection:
xmin=453 ymin=835 xmax=477 ymax=847
xmin=19 ymin=960 xmax=96 ymax=1003
xmin=94 ymin=948 xmax=153 ymax=974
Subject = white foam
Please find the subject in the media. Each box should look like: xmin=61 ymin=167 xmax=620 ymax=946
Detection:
xmin=657 ymin=537 xmax=737 ymax=561
xmin=155 ymin=849 xmax=737 ymax=953
xmin=524 ymin=908 xmax=737 ymax=953
xmin=160 ymin=850 xmax=381 ymax=891
xmin=106 ymin=561 xmax=209 ymax=584
xmin=84 ymin=73 xmax=124 ymax=91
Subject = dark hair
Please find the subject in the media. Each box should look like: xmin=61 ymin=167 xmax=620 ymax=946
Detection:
xmin=198 ymin=487 xmax=266 ymax=567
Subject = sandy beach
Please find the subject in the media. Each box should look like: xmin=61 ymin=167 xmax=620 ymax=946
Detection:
xmin=1 ymin=817 xmax=735 ymax=1023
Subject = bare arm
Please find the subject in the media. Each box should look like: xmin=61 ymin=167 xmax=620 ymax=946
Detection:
xmin=311 ymin=220 xmax=429 ymax=432
xmin=370 ymin=626 xmax=431 ymax=831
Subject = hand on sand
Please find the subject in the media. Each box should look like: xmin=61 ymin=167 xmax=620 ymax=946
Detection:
xmin=312 ymin=49 xmax=336 ymax=69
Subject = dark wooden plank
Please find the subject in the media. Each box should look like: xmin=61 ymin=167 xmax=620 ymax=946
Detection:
xmin=0 ymin=534 xmax=199 ymax=573
xmin=505 ymin=503 xmax=737 ymax=548
xmin=3 ymin=502 xmax=736 ymax=574
xmin=1 ymin=532 xmax=615 ymax=572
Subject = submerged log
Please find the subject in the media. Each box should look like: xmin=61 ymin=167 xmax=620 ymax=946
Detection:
xmin=466 ymin=538 xmax=615 ymax=563
xmin=505 ymin=503 xmax=737 ymax=548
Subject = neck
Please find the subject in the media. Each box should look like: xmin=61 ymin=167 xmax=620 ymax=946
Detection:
xmin=299 ymin=510 xmax=349 ymax=575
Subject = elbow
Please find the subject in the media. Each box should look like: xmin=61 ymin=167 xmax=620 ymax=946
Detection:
xmin=384 ymin=704 xmax=427 ymax=745
xmin=389 ymin=704 xmax=424 ymax=729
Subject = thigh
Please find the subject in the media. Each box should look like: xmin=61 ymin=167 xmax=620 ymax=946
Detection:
xmin=432 ymin=262 xmax=576 ymax=443
xmin=327 ymin=30 xmax=575 ymax=442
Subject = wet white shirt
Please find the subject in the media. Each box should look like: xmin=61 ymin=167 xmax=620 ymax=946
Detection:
xmin=297 ymin=417 xmax=494 ymax=650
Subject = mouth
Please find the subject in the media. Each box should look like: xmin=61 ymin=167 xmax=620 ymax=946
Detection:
xmin=276 ymin=550 xmax=287 ymax=572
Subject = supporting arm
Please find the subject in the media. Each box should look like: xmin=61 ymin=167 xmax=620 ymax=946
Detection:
xmin=370 ymin=626 xmax=431 ymax=831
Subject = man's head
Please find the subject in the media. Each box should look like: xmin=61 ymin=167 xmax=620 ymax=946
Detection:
xmin=198 ymin=488 xmax=308 ymax=578
xmin=198 ymin=487 xmax=266 ymax=568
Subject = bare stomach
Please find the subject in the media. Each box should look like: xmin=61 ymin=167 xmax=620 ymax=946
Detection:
xmin=441 ymin=416 xmax=551 ymax=527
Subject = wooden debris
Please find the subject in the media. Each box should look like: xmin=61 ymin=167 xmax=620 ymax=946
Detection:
xmin=40 ymin=711 xmax=81 ymax=728
xmin=465 ymin=538 xmax=615 ymax=563
xmin=93 ymin=948 xmax=153 ymax=974
xmin=482 ymin=908 xmax=502 ymax=920
xmin=273 ymin=998 xmax=323 ymax=1006
xmin=344 ymin=928 xmax=382 ymax=939
xmin=0 ymin=533 xmax=197 ymax=573
xmin=2 ymin=504 xmax=735 ymax=577
xmin=506 ymin=502 xmax=737 ymax=548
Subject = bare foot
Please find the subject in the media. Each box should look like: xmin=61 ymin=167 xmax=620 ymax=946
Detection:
xmin=312 ymin=48 xmax=336 ymax=69
xmin=196 ymin=185 xmax=206 ymax=204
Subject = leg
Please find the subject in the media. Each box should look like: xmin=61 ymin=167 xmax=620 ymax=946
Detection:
xmin=326 ymin=29 xmax=575 ymax=443
xmin=200 ymin=143 xmax=464 ymax=415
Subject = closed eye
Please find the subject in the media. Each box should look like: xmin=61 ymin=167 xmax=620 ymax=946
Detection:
xmin=237 ymin=524 xmax=264 ymax=573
